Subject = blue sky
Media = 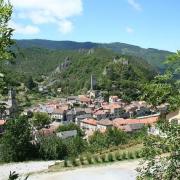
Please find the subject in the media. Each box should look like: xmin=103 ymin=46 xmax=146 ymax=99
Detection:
xmin=11 ymin=0 xmax=180 ymax=52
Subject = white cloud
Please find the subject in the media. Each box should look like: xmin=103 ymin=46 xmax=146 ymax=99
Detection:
xmin=11 ymin=0 xmax=83 ymax=34
xmin=127 ymin=0 xmax=142 ymax=11
xmin=58 ymin=20 xmax=73 ymax=34
xmin=10 ymin=21 xmax=40 ymax=35
xmin=126 ymin=27 xmax=134 ymax=34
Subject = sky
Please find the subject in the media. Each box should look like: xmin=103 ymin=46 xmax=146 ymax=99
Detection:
xmin=10 ymin=0 xmax=180 ymax=52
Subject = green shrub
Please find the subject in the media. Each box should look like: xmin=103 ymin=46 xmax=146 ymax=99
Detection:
xmin=94 ymin=155 xmax=100 ymax=163
xmin=134 ymin=151 xmax=141 ymax=158
xmin=86 ymin=155 xmax=93 ymax=164
xmin=71 ymin=158 xmax=79 ymax=166
xmin=79 ymin=156 xmax=85 ymax=165
xmin=128 ymin=152 xmax=134 ymax=159
xmin=101 ymin=154 xmax=106 ymax=162
xmin=108 ymin=153 xmax=114 ymax=162
xmin=64 ymin=159 xmax=68 ymax=167
xmin=115 ymin=152 xmax=120 ymax=160
xmin=116 ymin=152 xmax=122 ymax=161
xmin=122 ymin=152 xmax=128 ymax=160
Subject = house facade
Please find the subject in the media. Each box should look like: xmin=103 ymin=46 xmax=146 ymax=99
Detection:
xmin=166 ymin=109 xmax=180 ymax=124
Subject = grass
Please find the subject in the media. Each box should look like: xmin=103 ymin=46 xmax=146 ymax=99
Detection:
xmin=48 ymin=143 xmax=143 ymax=172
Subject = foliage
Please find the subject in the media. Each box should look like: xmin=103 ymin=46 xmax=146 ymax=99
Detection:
xmin=138 ymin=52 xmax=180 ymax=179
xmin=86 ymin=155 xmax=93 ymax=164
xmin=8 ymin=171 xmax=29 ymax=180
xmin=64 ymin=159 xmax=68 ymax=167
xmin=89 ymin=130 xmax=108 ymax=151
xmin=63 ymin=136 xmax=87 ymax=157
xmin=15 ymin=39 xmax=172 ymax=70
xmin=0 ymin=0 xmax=14 ymax=61
xmin=38 ymin=135 xmax=67 ymax=160
xmin=106 ymin=127 xmax=128 ymax=146
xmin=6 ymin=47 xmax=156 ymax=101
xmin=89 ymin=128 xmax=129 ymax=151
xmin=107 ymin=153 xmax=114 ymax=162
xmin=32 ymin=112 xmax=50 ymax=129
xmin=141 ymin=51 xmax=180 ymax=111
xmin=0 ymin=0 xmax=17 ymax=96
xmin=25 ymin=76 xmax=37 ymax=90
xmin=137 ymin=120 xmax=180 ymax=180
xmin=0 ymin=116 xmax=35 ymax=162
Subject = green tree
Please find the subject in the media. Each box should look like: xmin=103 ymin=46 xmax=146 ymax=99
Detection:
xmin=38 ymin=135 xmax=67 ymax=160
xmin=106 ymin=127 xmax=128 ymax=146
xmin=64 ymin=136 xmax=87 ymax=157
xmin=25 ymin=76 xmax=37 ymax=90
xmin=0 ymin=116 xmax=34 ymax=162
xmin=0 ymin=0 xmax=14 ymax=61
xmin=32 ymin=112 xmax=50 ymax=129
xmin=137 ymin=52 xmax=180 ymax=179
xmin=0 ymin=0 xmax=15 ymax=95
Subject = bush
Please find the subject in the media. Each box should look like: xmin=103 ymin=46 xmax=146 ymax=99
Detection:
xmin=108 ymin=153 xmax=114 ymax=162
xmin=64 ymin=159 xmax=68 ymax=167
xmin=86 ymin=155 xmax=93 ymax=164
xmin=94 ymin=155 xmax=100 ymax=163
xmin=63 ymin=136 xmax=87 ymax=157
xmin=0 ymin=116 xmax=37 ymax=162
xmin=101 ymin=154 xmax=106 ymax=162
xmin=79 ymin=156 xmax=85 ymax=165
xmin=134 ymin=151 xmax=141 ymax=158
xmin=122 ymin=152 xmax=128 ymax=160
xmin=71 ymin=158 xmax=79 ymax=167
xmin=128 ymin=152 xmax=134 ymax=159
xmin=115 ymin=152 xmax=122 ymax=161
xmin=38 ymin=135 xmax=67 ymax=160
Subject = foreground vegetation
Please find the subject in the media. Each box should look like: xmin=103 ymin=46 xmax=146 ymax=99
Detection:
xmin=0 ymin=119 xmax=146 ymax=163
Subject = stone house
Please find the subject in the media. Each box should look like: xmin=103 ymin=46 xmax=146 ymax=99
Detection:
xmin=97 ymin=119 xmax=113 ymax=132
xmin=166 ymin=109 xmax=180 ymax=124
xmin=80 ymin=118 xmax=97 ymax=131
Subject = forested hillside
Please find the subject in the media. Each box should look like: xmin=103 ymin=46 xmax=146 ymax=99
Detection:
xmin=5 ymin=46 xmax=156 ymax=101
xmin=16 ymin=39 xmax=173 ymax=70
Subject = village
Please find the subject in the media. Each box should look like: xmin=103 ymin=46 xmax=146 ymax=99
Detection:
xmin=1 ymin=74 xmax=179 ymax=141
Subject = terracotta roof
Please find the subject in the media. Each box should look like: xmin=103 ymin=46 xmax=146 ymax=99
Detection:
xmin=0 ymin=120 xmax=6 ymax=126
xmin=102 ymin=103 xmax=121 ymax=110
xmin=82 ymin=118 xmax=97 ymax=126
xmin=113 ymin=116 xmax=159 ymax=127
xmin=94 ymin=109 xmax=109 ymax=115
xmin=53 ymin=108 xmax=65 ymax=114
xmin=97 ymin=119 xmax=113 ymax=126
xmin=79 ymin=95 xmax=91 ymax=103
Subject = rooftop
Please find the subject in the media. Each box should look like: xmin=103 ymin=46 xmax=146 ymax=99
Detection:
xmin=113 ymin=115 xmax=159 ymax=127
xmin=82 ymin=118 xmax=97 ymax=126
xmin=97 ymin=119 xmax=113 ymax=126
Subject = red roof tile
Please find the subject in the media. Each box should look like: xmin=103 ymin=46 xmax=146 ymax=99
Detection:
xmin=113 ymin=116 xmax=159 ymax=127
xmin=82 ymin=118 xmax=97 ymax=126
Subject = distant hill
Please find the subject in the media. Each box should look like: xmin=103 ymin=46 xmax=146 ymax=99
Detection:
xmin=15 ymin=39 xmax=173 ymax=70
xmin=6 ymin=46 xmax=157 ymax=101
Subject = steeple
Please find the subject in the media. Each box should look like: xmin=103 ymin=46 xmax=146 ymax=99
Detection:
xmin=91 ymin=74 xmax=93 ymax=90
xmin=7 ymin=87 xmax=17 ymax=117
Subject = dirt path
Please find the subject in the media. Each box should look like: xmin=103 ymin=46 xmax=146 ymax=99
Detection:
xmin=0 ymin=160 xmax=58 ymax=180
xmin=29 ymin=160 xmax=139 ymax=180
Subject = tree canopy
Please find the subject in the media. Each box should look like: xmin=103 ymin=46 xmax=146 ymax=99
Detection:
xmin=138 ymin=52 xmax=180 ymax=179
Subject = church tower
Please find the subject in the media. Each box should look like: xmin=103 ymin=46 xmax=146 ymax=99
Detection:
xmin=7 ymin=88 xmax=17 ymax=117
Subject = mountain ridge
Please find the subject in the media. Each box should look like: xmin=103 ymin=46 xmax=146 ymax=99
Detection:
xmin=15 ymin=39 xmax=173 ymax=70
